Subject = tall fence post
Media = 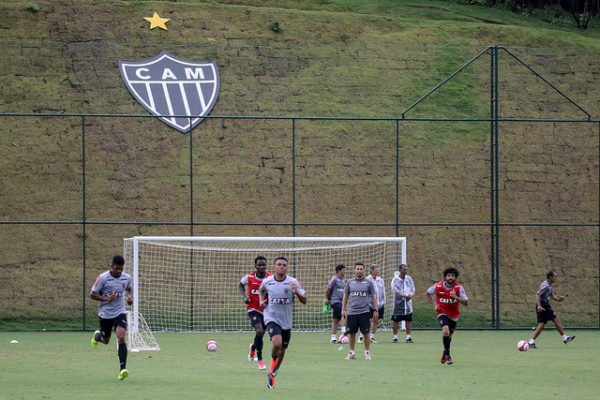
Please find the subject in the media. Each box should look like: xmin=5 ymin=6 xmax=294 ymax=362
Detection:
xmin=490 ymin=45 xmax=501 ymax=329
xmin=188 ymin=117 xmax=195 ymax=330
xmin=82 ymin=115 xmax=87 ymax=331
xmin=396 ymin=120 xmax=401 ymax=238
xmin=189 ymin=117 xmax=194 ymax=236
xmin=292 ymin=118 xmax=297 ymax=237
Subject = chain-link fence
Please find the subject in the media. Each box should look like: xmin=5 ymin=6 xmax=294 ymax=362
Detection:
xmin=0 ymin=45 xmax=598 ymax=331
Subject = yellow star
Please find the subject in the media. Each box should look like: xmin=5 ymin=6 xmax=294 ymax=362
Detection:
xmin=144 ymin=12 xmax=170 ymax=31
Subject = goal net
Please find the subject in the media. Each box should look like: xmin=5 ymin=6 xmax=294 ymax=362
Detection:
xmin=127 ymin=311 xmax=160 ymax=352
xmin=123 ymin=236 xmax=406 ymax=333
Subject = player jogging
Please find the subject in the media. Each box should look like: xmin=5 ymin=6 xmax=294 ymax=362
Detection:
xmin=239 ymin=255 xmax=272 ymax=370
xmin=90 ymin=255 xmax=133 ymax=381
xmin=325 ymin=264 xmax=346 ymax=343
xmin=259 ymin=256 xmax=307 ymax=389
xmin=528 ymin=270 xmax=575 ymax=348
xmin=426 ymin=267 xmax=468 ymax=365
xmin=342 ymin=262 xmax=377 ymax=361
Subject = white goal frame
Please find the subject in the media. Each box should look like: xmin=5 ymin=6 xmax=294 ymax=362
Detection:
xmin=124 ymin=236 xmax=406 ymax=333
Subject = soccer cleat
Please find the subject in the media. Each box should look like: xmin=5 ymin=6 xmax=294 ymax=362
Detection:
xmin=445 ymin=355 xmax=453 ymax=365
xmin=345 ymin=352 xmax=356 ymax=360
xmin=440 ymin=351 xmax=446 ymax=364
xmin=370 ymin=336 xmax=377 ymax=344
xmin=528 ymin=340 xmax=537 ymax=349
xmin=248 ymin=343 xmax=255 ymax=362
xmin=118 ymin=369 xmax=129 ymax=381
xmin=357 ymin=336 xmax=364 ymax=344
xmin=258 ymin=360 xmax=266 ymax=370
xmin=392 ymin=337 xmax=399 ymax=343
xmin=364 ymin=351 xmax=372 ymax=361
xmin=267 ymin=371 xmax=276 ymax=389
xmin=563 ymin=335 xmax=575 ymax=344
xmin=91 ymin=330 xmax=100 ymax=349
xmin=406 ymin=337 xmax=414 ymax=343
xmin=330 ymin=335 xmax=338 ymax=344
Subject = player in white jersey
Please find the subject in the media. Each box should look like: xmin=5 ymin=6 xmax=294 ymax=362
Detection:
xmin=89 ymin=255 xmax=133 ymax=381
xmin=391 ymin=264 xmax=415 ymax=343
xmin=366 ymin=263 xmax=386 ymax=343
xmin=259 ymin=256 xmax=307 ymax=389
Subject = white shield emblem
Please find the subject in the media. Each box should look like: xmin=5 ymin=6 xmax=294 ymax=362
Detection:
xmin=119 ymin=51 xmax=220 ymax=133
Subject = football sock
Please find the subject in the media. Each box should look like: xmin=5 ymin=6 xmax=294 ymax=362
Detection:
xmin=270 ymin=357 xmax=278 ymax=373
xmin=341 ymin=326 xmax=346 ymax=335
xmin=443 ymin=336 xmax=451 ymax=355
xmin=254 ymin=335 xmax=263 ymax=354
xmin=561 ymin=335 xmax=569 ymax=341
xmin=118 ymin=342 xmax=128 ymax=370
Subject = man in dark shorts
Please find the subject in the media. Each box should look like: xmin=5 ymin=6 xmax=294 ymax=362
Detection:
xmin=342 ymin=262 xmax=377 ymax=361
xmin=391 ymin=264 xmax=415 ymax=343
xmin=90 ymin=255 xmax=133 ymax=381
xmin=426 ymin=267 xmax=468 ymax=365
xmin=325 ymin=264 xmax=346 ymax=343
xmin=239 ymin=256 xmax=272 ymax=369
xmin=259 ymin=256 xmax=307 ymax=389
xmin=528 ymin=270 xmax=575 ymax=348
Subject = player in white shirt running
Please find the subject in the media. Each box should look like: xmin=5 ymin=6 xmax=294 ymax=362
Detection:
xmin=259 ymin=256 xmax=307 ymax=389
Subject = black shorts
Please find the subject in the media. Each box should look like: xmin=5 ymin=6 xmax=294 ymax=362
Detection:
xmin=371 ymin=306 xmax=384 ymax=320
xmin=331 ymin=303 xmax=342 ymax=321
xmin=536 ymin=307 xmax=556 ymax=324
xmin=266 ymin=322 xmax=291 ymax=348
xmin=248 ymin=310 xmax=266 ymax=328
xmin=99 ymin=313 xmax=128 ymax=337
xmin=391 ymin=313 xmax=413 ymax=322
xmin=437 ymin=315 xmax=457 ymax=333
xmin=346 ymin=312 xmax=371 ymax=335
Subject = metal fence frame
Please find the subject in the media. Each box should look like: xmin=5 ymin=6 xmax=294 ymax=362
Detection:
xmin=1 ymin=45 xmax=599 ymax=330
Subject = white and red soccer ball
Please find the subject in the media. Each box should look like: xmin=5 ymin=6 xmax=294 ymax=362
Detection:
xmin=338 ymin=335 xmax=349 ymax=344
xmin=517 ymin=340 xmax=529 ymax=351
xmin=206 ymin=340 xmax=219 ymax=352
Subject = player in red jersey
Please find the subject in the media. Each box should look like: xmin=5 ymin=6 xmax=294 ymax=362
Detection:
xmin=426 ymin=267 xmax=469 ymax=365
xmin=239 ymin=256 xmax=272 ymax=370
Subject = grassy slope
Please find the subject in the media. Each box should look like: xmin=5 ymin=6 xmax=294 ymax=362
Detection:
xmin=0 ymin=0 xmax=598 ymax=328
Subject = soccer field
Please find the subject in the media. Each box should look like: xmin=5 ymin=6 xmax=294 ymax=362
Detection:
xmin=1 ymin=330 xmax=597 ymax=399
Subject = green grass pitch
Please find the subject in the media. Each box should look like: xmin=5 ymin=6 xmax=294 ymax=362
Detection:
xmin=1 ymin=330 xmax=598 ymax=399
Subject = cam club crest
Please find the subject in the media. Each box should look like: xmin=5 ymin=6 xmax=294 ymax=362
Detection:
xmin=119 ymin=51 xmax=220 ymax=133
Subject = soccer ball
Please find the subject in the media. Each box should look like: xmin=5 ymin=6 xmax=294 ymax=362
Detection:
xmin=517 ymin=340 xmax=529 ymax=351
xmin=206 ymin=340 xmax=219 ymax=352
xmin=338 ymin=335 xmax=349 ymax=344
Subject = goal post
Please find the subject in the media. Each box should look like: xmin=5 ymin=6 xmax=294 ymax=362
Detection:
xmin=123 ymin=236 xmax=407 ymax=333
